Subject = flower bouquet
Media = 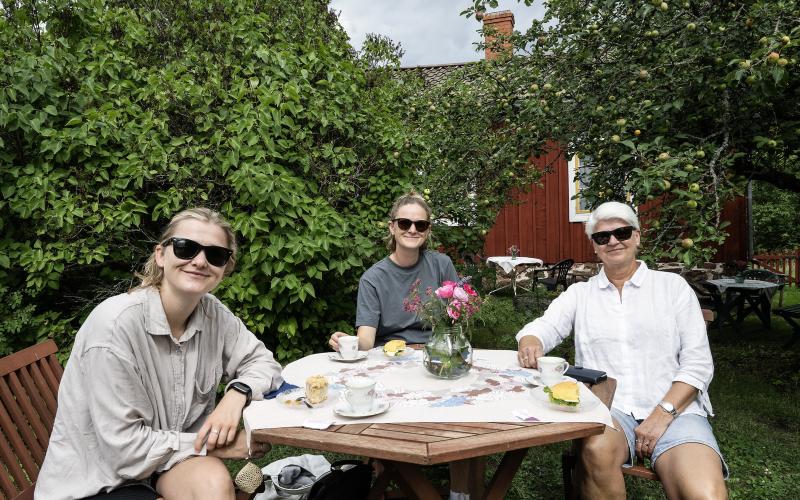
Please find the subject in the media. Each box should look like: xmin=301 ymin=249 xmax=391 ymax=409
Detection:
xmin=403 ymin=278 xmax=482 ymax=378
xmin=509 ymin=245 xmax=520 ymax=260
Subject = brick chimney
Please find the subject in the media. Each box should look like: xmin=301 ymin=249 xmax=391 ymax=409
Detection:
xmin=483 ymin=10 xmax=515 ymax=60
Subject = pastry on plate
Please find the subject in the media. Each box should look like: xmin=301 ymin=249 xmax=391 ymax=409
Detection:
xmin=305 ymin=375 xmax=329 ymax=404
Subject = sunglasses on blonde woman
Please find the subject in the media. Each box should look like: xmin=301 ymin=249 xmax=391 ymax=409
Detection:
xmin=392 ymin=218 xmax=431 ymax=232
xmin=590 ymin=226 xmax=635 ymax=245
xmin=163 ymin=238 xmax=233 ymax=267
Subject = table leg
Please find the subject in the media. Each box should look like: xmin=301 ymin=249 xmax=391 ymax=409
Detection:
xmin=756 ymin=293 xmax=772 ymax=328
xmin=383 ymin=461 xmax=444 ymax=500
xmin=482 ymin=448 xmax=528 ymax=500
xmin=368 ymin=465 xmax=397 ymax=500
xmin=511 ymin=268 xmax=518 ymax=296
xmin=468 ymin=457 xmax=487 ymax=499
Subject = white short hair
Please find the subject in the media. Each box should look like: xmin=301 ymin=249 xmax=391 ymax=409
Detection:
xmin=585 ymin=201 xmax=640 ymax=238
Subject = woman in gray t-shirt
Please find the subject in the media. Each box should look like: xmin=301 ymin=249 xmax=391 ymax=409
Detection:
xmin=329 ymin=192 xmax=457 ymax=350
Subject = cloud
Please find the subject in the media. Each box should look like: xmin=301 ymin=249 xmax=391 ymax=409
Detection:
xmin=330 ymin=0 xmax=545 ymax=66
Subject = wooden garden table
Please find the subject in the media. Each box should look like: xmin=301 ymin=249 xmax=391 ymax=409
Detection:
xmin=250 ymin=377 xmax=616 ymax=499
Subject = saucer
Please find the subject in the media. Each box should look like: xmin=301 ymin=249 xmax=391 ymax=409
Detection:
xmin=328 ymin=351 xmax=369 ymax=363
xmin=333 ymin=399 xmax=391 ymax=418
xmin=276 ymin=388 xmax=339 ymax=409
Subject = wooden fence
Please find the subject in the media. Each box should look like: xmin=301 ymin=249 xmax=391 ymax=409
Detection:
xmin=753 ymin=250 xmax=800 ymax=287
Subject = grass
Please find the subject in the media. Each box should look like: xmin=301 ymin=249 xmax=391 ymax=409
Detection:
xmin=230 ymin=286 xmax=800 ymax=499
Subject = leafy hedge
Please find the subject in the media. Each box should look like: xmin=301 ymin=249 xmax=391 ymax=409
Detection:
xmin=0 ymin=0 xmax=424 ymax=359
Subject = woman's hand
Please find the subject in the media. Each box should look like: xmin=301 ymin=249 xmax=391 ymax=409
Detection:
xmin=207 ymin=431 xmax=271 ymax=460
xmin=517 ymin=335 xmax=544 ymax=368
xmin=193 ymin=389 xmax=247 ymax=452
xmin=329 ymin=331 xmax=349 ymax=352
xmin=634 ymin=410 xmax=672 ymax=459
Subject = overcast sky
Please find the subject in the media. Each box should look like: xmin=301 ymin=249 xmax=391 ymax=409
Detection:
xmin=329 ymin=0 xmax=545 ymax=67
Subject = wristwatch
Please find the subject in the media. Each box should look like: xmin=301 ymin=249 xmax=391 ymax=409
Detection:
xmin=658 ymin=400 xmax=678 ymax=418
xmin=228 ymin=382 xmax=253 ymax=407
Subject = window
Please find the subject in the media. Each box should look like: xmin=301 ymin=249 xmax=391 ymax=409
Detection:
xmin=568 ymin=154 xmax=592 ymax=222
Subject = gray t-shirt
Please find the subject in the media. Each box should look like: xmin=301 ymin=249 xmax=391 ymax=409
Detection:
xmin=356 ymin=250 xmax=458 ymax=345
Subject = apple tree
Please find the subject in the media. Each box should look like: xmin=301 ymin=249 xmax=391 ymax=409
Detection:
xmin=461 ymin=0 xmax=799 ymax=266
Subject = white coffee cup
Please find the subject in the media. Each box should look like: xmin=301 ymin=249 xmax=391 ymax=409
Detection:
xmin=537 ymin=356 xmax=570 ymax=387
xmin=343 ymin=376 xmax=376 ymax=413
xmin=338 ymin=336 xmax=359 ymax=360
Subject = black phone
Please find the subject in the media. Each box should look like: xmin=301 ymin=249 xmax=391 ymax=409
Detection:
xmin=565 ymin=366 xmax=608 ymax=384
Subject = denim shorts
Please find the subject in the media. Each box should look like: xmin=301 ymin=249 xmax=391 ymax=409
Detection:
xmin=611 ymin=408 xmax=729 ymax=479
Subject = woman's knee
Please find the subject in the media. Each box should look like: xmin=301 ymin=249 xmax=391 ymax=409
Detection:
xmin=159 ymin=456 xmax=234 ymax=500
xmin=579 ymin=430 xmax=627 ymax=472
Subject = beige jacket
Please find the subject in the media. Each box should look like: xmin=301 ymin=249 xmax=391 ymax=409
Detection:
xmin=36 ymin=288 xmax=283 ymax=500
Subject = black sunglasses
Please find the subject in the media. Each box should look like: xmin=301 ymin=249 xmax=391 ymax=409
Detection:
xmin=163 ymin=237 xmax=233 ymax=267
xmin=392 ymin=218 xmax=431 ymax=232
xmin=590 ymin=226 xmax=635 ymax=245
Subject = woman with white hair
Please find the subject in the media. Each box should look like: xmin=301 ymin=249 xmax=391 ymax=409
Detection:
xmin=516 ymin=201 xmax=728 ymax=499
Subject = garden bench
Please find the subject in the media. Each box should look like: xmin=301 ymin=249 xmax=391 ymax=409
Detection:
xmin=0 ymin=339 xmax=62 ymax=500
xmin=774 ymin=304 xmax=800 ymax=347
xmin=561 ymin=308 xmax=715 ymax=498
xmin=0 ymin=340 xmax=255 ymax=500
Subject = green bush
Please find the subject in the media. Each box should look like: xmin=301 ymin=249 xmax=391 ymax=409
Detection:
xmin=0 ymin=0 xmax=423 ymax=359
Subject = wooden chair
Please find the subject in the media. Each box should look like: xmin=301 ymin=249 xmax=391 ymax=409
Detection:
xmin=0 ymin=341 xmax=258 ymax=500
xmin=561 ymin=308 xmax=714 ymax=498
xmin=0 ymin=340 xmax=63 ymax=500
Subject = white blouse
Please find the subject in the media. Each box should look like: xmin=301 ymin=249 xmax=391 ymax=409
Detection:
xmin=516 ymin=261 xmax=714 ymax=419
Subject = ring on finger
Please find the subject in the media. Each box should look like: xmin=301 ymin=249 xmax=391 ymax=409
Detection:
xmin=210 ymin=429 xmax=220 ymax=434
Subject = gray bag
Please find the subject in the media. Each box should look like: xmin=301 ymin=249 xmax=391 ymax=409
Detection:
xmin=254 ymin=454 xmax=331 ymax=500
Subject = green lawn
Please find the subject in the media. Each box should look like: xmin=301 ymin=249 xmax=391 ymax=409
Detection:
xmin=232 ymin=287 xmax=800 ymax=499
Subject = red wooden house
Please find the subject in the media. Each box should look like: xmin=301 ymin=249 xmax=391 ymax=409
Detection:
xmin=403 ymin=11 xmax=747 ymax=265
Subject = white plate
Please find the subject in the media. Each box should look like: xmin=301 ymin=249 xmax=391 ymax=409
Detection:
xmin=530 ymin=384 xmax=599 ymax=413
xmin=276 ymin=388 xmax=339 ymax=409
xmin=328 ymin=351 xmax=369 ymax=363
xmin=382 ymin=347 xmax=415 ymax=359
xmin=333 ymin=399 xmax=391 ymax=418
xmin=524 ymin=374 xmax=576 ymax=386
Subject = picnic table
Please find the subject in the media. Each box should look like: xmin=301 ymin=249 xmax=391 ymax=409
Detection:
xmin=704 ymin=278 xmax=780 ymax=329
xmin=244 ymin=349 xmax=614 ymax=499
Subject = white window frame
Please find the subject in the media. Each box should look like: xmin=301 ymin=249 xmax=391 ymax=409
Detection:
xmin=568 ymin=154 xmax=592 ymax=222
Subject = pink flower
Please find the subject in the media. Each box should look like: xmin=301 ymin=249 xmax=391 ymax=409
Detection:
xmin=447 ymin=303 xmax=461 ymax=320
xmin=435 ymin=283 xmax=456 ymax=299
xmin=453 ymin=287 xmax=469 ymax=302
xmin=463 ymin=283 xmax=477 ymax=296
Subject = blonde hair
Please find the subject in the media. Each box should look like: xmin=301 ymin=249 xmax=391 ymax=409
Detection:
xmin=385 ymin=191 xmax=432 ymax=252
xmin=133 ymin=208 xmax=237 ymax=290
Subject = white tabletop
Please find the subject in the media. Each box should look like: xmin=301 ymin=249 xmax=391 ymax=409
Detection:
xmin=243 ymin=349 xmax=613 ymax=434
xmin=707 ymin=278 xmax=780 ymax=293
xmin=486 ymin=256 xmax=543 ymax=274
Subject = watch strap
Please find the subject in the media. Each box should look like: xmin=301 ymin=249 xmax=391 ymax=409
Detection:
xmin=658 ymin=401 xmax=678 ymax=418
xmin=228 ymin=382 xmax=253 ymax=407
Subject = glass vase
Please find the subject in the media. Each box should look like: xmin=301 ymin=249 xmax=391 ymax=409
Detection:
xmin=423 ymin=325 xmax=473 ymax=379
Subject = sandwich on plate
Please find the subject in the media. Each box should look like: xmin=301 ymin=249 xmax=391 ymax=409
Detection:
xmin=544 ymin=381 xmax=580 ymax=407
xmin=383 ymin=339 xmax=407 ymax=357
